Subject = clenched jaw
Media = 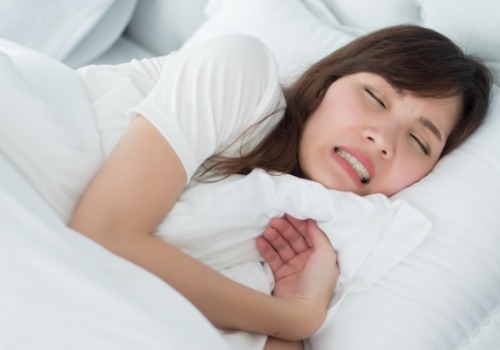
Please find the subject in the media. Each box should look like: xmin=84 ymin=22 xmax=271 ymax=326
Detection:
xmin=334 ymin=147 xmax=371 ymax=184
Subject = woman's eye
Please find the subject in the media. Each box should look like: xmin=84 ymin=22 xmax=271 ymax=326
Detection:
xmin=410 ymin=134 xmax=430 ymax=155
xmin=364 ymin=88 xmax=386 ymax=108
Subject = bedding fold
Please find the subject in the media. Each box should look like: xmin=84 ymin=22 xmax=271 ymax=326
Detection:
xmin=157 ymin=169 xmax=431 ymax=286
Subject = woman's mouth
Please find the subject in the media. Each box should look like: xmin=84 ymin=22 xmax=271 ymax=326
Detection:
xmin=334 ymin=147 xmax=370 ymax=184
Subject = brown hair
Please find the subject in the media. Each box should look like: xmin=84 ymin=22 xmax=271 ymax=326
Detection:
xmin=202 ymin=25 xmax=492 ymax=179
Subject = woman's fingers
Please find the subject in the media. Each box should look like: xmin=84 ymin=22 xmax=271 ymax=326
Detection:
xmin=269 ymin=216 xmax=311 ymax=254
xmin=258 ymin=215 xmax=335 ymax=280
xmin=283 ymin=214 xmax=310 ymax=245
xmin=256 ymin=234 xmax=286 ymax=274
xmin=260 ymin=225 xmax=297 ymax=264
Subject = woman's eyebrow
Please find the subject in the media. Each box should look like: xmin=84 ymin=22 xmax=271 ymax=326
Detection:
xmin=419 ymin=116 xmax=442 ymax=141
xmin=389 ymin=86 xmax=443 ymax=142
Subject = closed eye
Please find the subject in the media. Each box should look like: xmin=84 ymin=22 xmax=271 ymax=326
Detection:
xmin=410 ymin=134 xmax=430 ymax=155
xmin=364 ymin=87 xmax=386 ymax=108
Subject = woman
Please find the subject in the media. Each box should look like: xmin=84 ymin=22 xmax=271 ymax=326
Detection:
xmin=71 ymin=25 xmax=492 ymax=349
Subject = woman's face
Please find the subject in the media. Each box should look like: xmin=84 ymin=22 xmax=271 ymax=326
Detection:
xmin=299 ymin=72 xmax=461 ymax=196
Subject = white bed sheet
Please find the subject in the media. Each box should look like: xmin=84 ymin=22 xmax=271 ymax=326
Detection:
xmin=0 ymin=154 xmax=229 ymax=350
xmin=0 ymin=37 xmax=228 ymax=350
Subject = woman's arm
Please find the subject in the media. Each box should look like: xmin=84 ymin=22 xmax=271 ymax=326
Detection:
xmin=70 ymin=116 xmax=333 ymax=340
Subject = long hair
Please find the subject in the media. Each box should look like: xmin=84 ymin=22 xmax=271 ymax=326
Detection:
xmin=201 ymin=25 xmax=492 ymax=180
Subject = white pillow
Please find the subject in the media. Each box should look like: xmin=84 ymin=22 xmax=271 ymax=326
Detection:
xmin=63 ymin=0 xmax=138 ymax=67
xmin=0 ymin=0 xmax=112 ymax=60
xmin=0 ymin=38 xmax=103 ymax=222
xmin=0 ymin=0 xmax=138 ymax=68
xmin=312 ymin=87 xmax=500 ymax=349
xmin=186 ymin=1 xmax=500 ymax=349
xmin=184 ymin=0 xmax=354 ymax=85
xmin=317 ymin=0 xmax=500 ymax=85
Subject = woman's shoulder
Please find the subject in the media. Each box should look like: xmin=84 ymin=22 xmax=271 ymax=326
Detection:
xmin=180 ymin=34 xmax=279 ymax=75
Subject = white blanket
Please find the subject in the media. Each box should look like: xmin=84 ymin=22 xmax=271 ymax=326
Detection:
xmin=160 ymin=169 xmax=430 ymax=282
xmin=0 ymin=155 xmax=231 ymax=350
xmin=0 ymin=38 xmax=231 ymax=349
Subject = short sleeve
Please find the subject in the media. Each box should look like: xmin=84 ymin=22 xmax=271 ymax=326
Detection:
xmin=77 ymin=55 xmax=170 ymax=157
xmin=130 ymin=35 xmax=285 ymax=182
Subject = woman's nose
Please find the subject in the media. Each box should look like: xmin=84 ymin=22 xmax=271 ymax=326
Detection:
xmin=363 ymin=128 xmax=396 ymax=159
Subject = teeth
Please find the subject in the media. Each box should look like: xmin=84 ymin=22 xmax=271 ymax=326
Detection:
xmin=335 ymin=147 xmax=370 ymax=184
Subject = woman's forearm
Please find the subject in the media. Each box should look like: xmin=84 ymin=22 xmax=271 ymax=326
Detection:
xmin=101 ymin=232 xmax=325 ymax=340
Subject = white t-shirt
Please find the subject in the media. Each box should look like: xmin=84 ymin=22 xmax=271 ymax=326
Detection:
xmin=78 ymin=35 xmax=285 ymax=182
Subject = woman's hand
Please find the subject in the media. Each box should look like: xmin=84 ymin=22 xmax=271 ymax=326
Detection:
xmin=257 ymin=215 xmax=339 ymax=331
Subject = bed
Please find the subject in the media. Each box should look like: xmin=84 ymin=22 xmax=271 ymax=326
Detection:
xmin=1 ymin=0 xmax=499 ymax=349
